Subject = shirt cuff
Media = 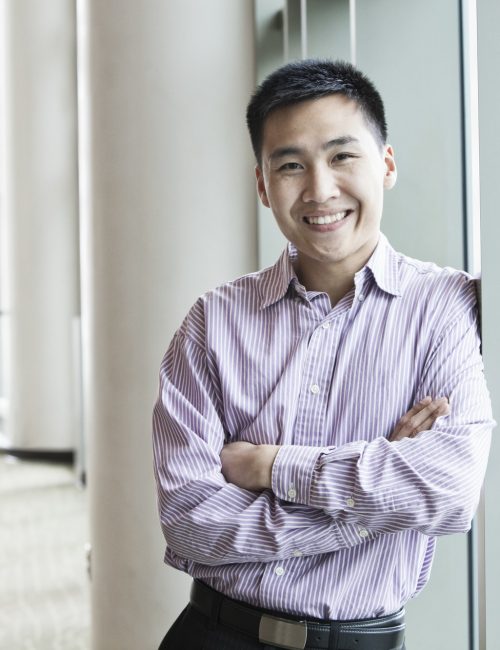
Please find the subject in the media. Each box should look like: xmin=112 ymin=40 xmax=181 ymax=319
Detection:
xmin=336 ymin=521 xmax=378 ymax=546
xmin=271 ymin=443 xmax=378 ymax=549
xmin=271 ymin=444 xmax=324 ymax=505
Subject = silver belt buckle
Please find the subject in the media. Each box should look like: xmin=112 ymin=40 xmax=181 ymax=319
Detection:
xmin=258 ymin=614 xmax=307 ymax=650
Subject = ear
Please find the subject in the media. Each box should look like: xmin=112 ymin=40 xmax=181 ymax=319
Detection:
xmin=255 ymin=166 xmax=270 ymax=208
xmin=383 ymin=145 xmax=397 ymax=190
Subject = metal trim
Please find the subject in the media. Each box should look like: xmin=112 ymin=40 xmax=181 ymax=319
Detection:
xmin=349 ymin=0 xmax=357 ymax=65
xmin=459 ymin=1 xmax=484 ymax=648
xmin=300 ymin=0 xmax=307 ymax=59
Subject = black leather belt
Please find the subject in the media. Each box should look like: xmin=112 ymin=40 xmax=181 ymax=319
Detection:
xmin=190 ymin=580 xmax=405 ymax=650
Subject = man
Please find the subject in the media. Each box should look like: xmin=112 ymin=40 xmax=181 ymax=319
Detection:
xmin=153 ymin=60 xmax=493 ymax=650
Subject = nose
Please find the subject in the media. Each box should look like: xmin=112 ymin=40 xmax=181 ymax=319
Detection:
xmin=302 ymin=165 xmax=340 ymax=204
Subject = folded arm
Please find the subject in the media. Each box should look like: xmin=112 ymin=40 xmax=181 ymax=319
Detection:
xmin=154 ymin=286 xmax=494 ymax=567
xmin=220 ymin=396 xmax=449 ymax=489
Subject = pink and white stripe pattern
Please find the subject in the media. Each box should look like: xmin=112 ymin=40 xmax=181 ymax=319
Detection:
xmin=152 ymin=234 xmax=494 ymax=620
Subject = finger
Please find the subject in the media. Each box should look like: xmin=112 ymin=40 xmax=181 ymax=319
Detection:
xmin=407 ymin=398 xmax=449 ymax=430
xmin=415 ymin=400 xmax=450 ymax=427
xmin=390 ymin=398 xmax=449 ymax=441
xmin=392 ymin=398 xmax=449 ymax=441
xmin=390 ymin=397 xmax=432 ymax=439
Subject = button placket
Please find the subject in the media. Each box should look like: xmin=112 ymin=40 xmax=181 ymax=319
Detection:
xmin=293 ymin=310 xmax=345 ymax=447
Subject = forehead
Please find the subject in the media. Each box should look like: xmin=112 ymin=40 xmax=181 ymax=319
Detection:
xmin=262 ymin=94 xmax=377 ymax=154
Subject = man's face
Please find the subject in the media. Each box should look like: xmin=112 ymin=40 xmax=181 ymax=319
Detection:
xmin=256 ymin=94 xmax=397 ymax=279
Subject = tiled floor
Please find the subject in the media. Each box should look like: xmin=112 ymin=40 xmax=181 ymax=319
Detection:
xmin=0 ymin=455 xmax=90 ymax=649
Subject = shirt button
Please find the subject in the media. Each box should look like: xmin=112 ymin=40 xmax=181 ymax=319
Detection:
xmin=358 ymin=294 xmax=365 ymax=302
xmin=359 ymin=528 xmax=369 ymax=538
xmin=346 ymin=497 xmax=355 ymax=507
xmin=293 ymin=549 xmax=303 ymax=557
xmin=310 ymin=384 xmax=320 ymax=394
xmin=287 ymin=487 xmax=297 ymax=499
xmin=321 ymin=322 xmax=330 ymax=329
xmin=275 ymin=567 xmax=285 ymax=576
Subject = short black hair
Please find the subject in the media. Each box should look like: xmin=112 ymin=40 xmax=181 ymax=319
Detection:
xmin=246 ymin=59 xmax=387 ymax=165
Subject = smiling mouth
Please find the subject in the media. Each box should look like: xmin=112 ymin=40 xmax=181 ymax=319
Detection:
xmin=303 ymin=210 xmax=351 ymax=225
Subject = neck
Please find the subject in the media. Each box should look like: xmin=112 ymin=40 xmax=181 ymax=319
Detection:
xmin=296 ymin=260 xmax=355 ymax=307
xmin=294 ymin=243 xmax=378 ymax=307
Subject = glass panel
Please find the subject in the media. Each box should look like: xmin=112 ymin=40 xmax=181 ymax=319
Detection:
xmin=356 ymin=4 xmax=467 ymax=645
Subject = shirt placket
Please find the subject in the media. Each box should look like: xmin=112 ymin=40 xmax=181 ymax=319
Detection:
xmin=292 ymin=300 xmax=347 ymax=447
xmin=258 ymin=298 xmax=349 ymax=606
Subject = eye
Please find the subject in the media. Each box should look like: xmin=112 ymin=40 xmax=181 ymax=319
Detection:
xmin=278 ymin=162 xmax=303 ymax=171
xmin=332 ymin=152 xmax=356 ymax=163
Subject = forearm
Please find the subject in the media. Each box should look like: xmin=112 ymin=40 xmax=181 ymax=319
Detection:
xmin=156 ymin=467 xmax=377 ymax=566
xmin=220 ymin=397 xmax=463 ymax=538
xmin=271 ymin=400 xmax=492 ymax=537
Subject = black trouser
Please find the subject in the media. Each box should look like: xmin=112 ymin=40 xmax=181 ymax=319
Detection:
xmin=158 ymin=604 xmax=407 ymax=650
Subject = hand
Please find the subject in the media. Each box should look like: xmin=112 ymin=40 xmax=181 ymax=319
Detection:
xmin=220 ymin=441 xmax=280 ymax=491
xmin=389 ymin=396 xmax=450 ymax=442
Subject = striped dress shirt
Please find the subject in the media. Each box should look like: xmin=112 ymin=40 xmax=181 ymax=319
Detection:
xmin=152 ymin=234 xmax=494 ymax=620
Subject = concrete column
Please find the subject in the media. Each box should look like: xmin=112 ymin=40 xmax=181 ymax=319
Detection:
xmin=77 ymin=1 xmax=256 ymax=648
xmin=0 ymin=1 xmax=80 ymax=450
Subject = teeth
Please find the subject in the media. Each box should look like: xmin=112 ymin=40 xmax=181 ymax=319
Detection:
xmin=306 ymin=211 xmax=347 ymax=225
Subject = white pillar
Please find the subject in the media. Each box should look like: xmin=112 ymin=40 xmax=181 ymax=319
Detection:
xmin=77 ymin=1 xmax=257 ymax=648
xmin=0 ymin=1 xmax=80 ymax=450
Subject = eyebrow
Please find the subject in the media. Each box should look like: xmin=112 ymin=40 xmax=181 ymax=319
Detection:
xmin=268 ymin=136 xmax=360 ymax=162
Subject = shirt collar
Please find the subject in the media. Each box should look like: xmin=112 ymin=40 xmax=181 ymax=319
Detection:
xmin=364 ymin=233 xmax=401 ymax=297
xmin=259 ymin=233 xmax=401 ymax=309
xmin=259 ymin=243 xmax=300 ymax=309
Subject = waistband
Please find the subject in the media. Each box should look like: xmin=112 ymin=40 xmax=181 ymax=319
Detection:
xmin=190 ymin=580 xmax=406 ymax=650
